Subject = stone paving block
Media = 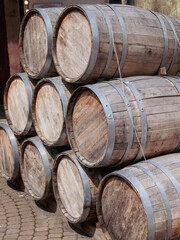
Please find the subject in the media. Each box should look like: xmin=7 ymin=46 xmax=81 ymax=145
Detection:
xmin=0 ymin=176 xmax=104 ymax=240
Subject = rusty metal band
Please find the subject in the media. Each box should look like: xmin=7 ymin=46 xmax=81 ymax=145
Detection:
xmin=113 ymin=170 xmax=156 ymax=240
xmin=162 ymin=14 xmax=178 ymax=74
xmin=95 ymin=5 xmax=114 ymax=78
xmin=149 ymin=10 xmax=168 ymax=69
xmin=147 ymin=160 xmax=180 ymax=197
xmin=106 ymin=4 xmax=128 ymax=77
xmin=106 ymin=81 xmax=134 ymax=164
xmin=120 ymin=79 xmax=147 ymax=162
xmin=132 ymin=165 xmax=172 ymax=240
xmin=0 ymin=123 xmax=20 ymax=180
xmin=77 ymin=5 xmax=100 ymax=81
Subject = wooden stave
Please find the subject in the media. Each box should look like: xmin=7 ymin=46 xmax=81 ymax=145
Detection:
xmin=0 ymin=123 xmax=20 ymax=181
xmin=20 ymin=136 xmax=53 ymax=201
xmin=19 ymin=8 xmax=63 ymax=79
xmin=53 ymin=150 xmax=102 ymax=223
xmin=4 ymin=73 xmax=35 ymax=136
xmin=32 ymin=77 xmax=69 ymax=147
xmin=66 ymin=76 xmax=180 ymax=168
xmin=96 ymin=154 xmax=180 ymax=240
xmin=53 ymin=4 xmax=180 ymax=84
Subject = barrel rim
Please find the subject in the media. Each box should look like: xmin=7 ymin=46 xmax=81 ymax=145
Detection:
xmin=32 ymin=77 xmax=67 ymax=146
xmin=20 ymin=136 xmax=52 ymax=200
xmin=19 ymin=8 xmax=53 ymax=79
xmin=52 ymin=150 xmax=91 ymax=223
xmin=96 ymin=170 xmax=153 ymax=240
xmin=4 ymin=73 xmax=33 ymax=136
xmin=66 ymin=85 xmax=116 ymax=168
xmin=0 ymin=123 xmax=20 ymax=180
xmin=52 ymin=5 xmax=99 ymax=84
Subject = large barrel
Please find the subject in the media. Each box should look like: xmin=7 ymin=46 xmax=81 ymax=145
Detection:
xmin=52 ymin=150 xmax=102 ymax=223
xmin=19 ymin=8 xmax=63 ymax=79
xmin=97 ymin=153 xmax=180 ymax=240
xmin=20 ymin=136 xmax=60 ymax=200
xmin=0 ymin=123 xmax=20 ymax=181
xmin=32 ymin=77 xmax=77 ymax=146
xmin=66 ymin=76 xmax=180 ymax=168
xmin=53 ymin=4 xmax=180 ymax=84
xmin=4 ymin=73 xmax=35 ymax=136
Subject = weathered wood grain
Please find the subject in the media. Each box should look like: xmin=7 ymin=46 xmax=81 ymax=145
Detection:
xmin=19 ymin=8 xmax=63 ymax=79
xmin=32 ymin=76 xmax=77 ymax=146
xmin=53 ymin=150 xmax=101 ymax=223
xmin=67 ymin=76 xmax=180 ymax=167
xmin=97 ymin=153 xmax=180 ymax=240
xmin=53 ymin=4 xmax=180 ymax=83
xmin=0 ymin=123 xmax=20 ymax=181
xmin=20 ymin=136 xmax=60 ymax=200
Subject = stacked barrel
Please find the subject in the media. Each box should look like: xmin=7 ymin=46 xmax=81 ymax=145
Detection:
xmin=0 ymin=4 xmax=180 ymax=240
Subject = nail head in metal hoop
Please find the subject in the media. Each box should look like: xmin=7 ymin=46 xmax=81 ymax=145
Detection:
xmin=106 ymin=81 xmax=134 ymax=165
xmin=120 ymin=79 xmax=147 ymax=162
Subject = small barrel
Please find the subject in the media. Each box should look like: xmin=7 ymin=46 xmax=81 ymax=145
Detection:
xmin=32 ymin=76 xmax=77 ymax=146
xmin=53 ymin=4 xmax=180 ymax=84
xmin=66 ymin=76 xmax=180 ymax=168
xmin=20 ymin=136 xmax=60 ymax=200
xmin=0 ymin=123 xmax=20 ymax=181
xmin=52 ymin=150 xmax=102 ymax=223
xmin=97 ymin=153 xmax=180 ymax=240
xmin=19 ymin=8 xmax=63 ymax=79
xmin=4 ymin=73 xmax=35 ymax=136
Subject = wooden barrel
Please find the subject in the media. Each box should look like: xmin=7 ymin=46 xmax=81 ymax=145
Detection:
xmin=32 ymin=77 xmax=77 ymax=146
xmin=97 ymin=153 xmax=180 ymax=240
xmin=0 ymin=123 xmax=20 ymax=181
xmin=19 ymin=8 xmax=63 ymax=79
xmin=53 ymin=4 xmax=180 ymax=84
xmin=52 ymin=150 xmax=102 ymax=223
xmin=66 ymin=75 xmax=180 ymax=168
xmin=4 ymin=73 xmax=35 ymax=136
xmin=20 ymin=136 xmax=60 ymax=200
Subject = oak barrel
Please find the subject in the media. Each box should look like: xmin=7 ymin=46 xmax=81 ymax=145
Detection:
xmin=0 ymin=123 xmax=20 ymax=181
xmin=67 ymin=76 xmax=180 ymax=168
xmin=32 ymin=77 xmax=77 ymax=146
xmin=53 ymin=4 xmax=180 ymax=84
xmin=97 ymin=153 xmax=180 ymax=240
xmin=19 ymin=8 xmax=63 ymax=79
xmin=53 ymin=150 xmax=102 ymax=223
xmin=20 ymin=136 xmax=60 ymax=200
xmin=4 ymin=73 xmax=35 ymax=136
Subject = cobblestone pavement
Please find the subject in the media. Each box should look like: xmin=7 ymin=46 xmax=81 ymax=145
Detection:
xmin=0 ymin=175 xmax=105 ymax=240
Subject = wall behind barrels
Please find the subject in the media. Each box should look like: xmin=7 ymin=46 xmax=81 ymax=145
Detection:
xmin=132 ymin=0 xmax=180 ymax=19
